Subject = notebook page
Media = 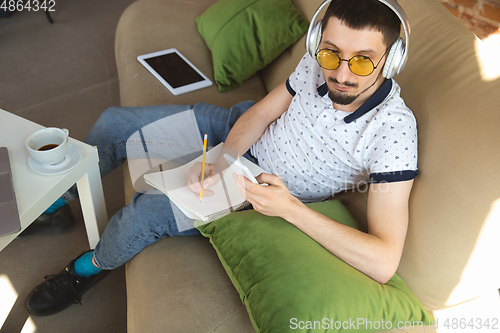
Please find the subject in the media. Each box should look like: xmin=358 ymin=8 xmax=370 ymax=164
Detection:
xmin=144 ymin=143 xmax=256 ymax=221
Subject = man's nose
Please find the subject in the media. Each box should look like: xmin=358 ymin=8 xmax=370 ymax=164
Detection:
xmin=333 ymin=60 xmax=353 ymax=84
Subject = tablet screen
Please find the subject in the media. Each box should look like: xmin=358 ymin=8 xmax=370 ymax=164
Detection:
xmin=144 ymin=52 xmax=205 ymax=89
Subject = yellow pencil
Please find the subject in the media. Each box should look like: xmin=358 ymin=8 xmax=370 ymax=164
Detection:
xmin=199 ymin=134 xmax=208 ymax=201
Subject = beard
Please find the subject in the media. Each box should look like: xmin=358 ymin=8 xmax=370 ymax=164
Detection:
xmin=327 ymin=75 xmax=380 ymax=106
xmin=327 ymin=78 xmax=360 ymax=105
xmin=328 ymin=90 xmax=360 ymax=105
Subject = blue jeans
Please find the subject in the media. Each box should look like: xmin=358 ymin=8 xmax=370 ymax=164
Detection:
xmin=65 ymin=101 xmax=255 ymax=270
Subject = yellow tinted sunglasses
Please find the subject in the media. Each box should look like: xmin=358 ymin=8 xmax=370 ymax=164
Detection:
xmin=315 ymin=48 xmax=389 ymax=76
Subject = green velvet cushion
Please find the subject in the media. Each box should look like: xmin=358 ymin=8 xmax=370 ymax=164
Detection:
xmin=195 ymin=0 xmax=309 ymax=92
xmin=197 ymin=200 xmax=434 ymax=333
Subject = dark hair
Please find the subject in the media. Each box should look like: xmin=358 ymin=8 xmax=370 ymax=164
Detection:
xmin=321 ymin=0 xmax=401 ymax=48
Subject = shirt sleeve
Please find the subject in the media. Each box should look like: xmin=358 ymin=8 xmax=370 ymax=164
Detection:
xmin=286 ymin=53 xmax=312 ymax=97
xmin=366 ymin=108 xmax=419 ymax=183
xmin=286 ymin=79 xmax=296 ymax=97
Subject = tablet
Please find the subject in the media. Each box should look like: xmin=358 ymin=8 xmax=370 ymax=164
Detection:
xmin=137 ymin=48 xmax=212 ymax=95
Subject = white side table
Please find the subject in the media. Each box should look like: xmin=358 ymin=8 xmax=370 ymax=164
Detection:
xmin=0 ymin=108 xmax=108 ymax=251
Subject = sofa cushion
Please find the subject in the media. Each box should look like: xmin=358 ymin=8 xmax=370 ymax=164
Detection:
xmin=196 ymin=0 xmax=309 ymax=92
xmin=115 ymin=0 xmax=268 ymax=108
xmin=126 ymin=236 xmax=256 ymax=333
xmin=198 ymin=200 xmax=434 ymax=333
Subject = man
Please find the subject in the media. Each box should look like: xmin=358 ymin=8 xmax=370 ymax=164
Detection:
xmin=26 ymin=0 xmax=417 ymax=316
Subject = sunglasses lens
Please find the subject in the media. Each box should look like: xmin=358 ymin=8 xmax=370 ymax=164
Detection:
xmin=317 ymin=50 xmax=340 ymax=70
xmin=349 ymin=56 xmax=374 ymax=76
xmin=316 ymin=49 xmax=377 ymax=76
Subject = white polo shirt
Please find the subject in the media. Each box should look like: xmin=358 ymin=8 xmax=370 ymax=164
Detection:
xmin=251 ymin=53 xmax=418 ymax=203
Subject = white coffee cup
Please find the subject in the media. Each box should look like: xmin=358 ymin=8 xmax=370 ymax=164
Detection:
xmin=25 ymin=128 xmax=70 ymax=165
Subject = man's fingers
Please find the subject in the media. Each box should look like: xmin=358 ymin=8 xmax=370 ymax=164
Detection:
xmin=255 ymin=173 xmax=280 ymax=186
xmin=232 ymin=173 xmax=247 ymax=198
xmin=187 ymin=162 xmax=205 ymax=193
xmin=187 ymin=161 xmax=222 ymax=196
xmin=234 ymin=173 xmax=267 ymax=200
xmin=203 ymin=173 xmax=217 ymax=188
xmin=197 ymin=174 xmax=218 ymax=197
xmin=187 ymin=173 xmax=202 ymax=193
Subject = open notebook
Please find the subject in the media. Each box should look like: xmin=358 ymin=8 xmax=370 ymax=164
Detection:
xmin=143 ymin=143 xmax=265 ymax=222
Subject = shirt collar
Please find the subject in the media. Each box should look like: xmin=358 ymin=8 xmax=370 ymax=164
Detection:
xmin=316 ymin=78 xmax=393 ymax=123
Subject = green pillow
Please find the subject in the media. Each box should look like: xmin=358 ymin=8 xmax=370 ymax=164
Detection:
xmin=196 ymin=0 xmax=309 ymax=92
xmin=197 ymin=200 xmax=434 ymax=332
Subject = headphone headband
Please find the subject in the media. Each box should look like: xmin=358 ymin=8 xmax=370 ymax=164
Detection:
xmin=378 ymin=0 xmax=410 ymax=73
xmin=305 ymin=0 xmax=411 ymax=78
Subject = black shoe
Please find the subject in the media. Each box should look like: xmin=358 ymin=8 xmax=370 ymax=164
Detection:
xmin=19 ymin=204 xmax=75 ymax=237
xmin=25 ymin=251 xmax=108 ymax=316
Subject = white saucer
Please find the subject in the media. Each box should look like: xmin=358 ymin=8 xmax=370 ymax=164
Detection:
xmin=28 ymin=143 xmax=81 ymax=176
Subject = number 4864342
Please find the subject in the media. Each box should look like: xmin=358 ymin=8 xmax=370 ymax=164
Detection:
xmin=1 ymin=0 xmax=56 ymax=12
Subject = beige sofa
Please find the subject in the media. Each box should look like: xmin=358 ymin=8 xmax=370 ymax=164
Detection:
xmin=114 ymin=0 xmax=500 ymax=332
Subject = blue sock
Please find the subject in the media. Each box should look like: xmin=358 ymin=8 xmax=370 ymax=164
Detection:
xmin=73 ymin=251 xmax=102 ymax=278
xmin=44 ymin=198 xmax=67 ymax=214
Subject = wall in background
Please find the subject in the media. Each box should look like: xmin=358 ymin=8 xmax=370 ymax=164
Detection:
xmin=439 ymin=0 xmax=500 ymax=39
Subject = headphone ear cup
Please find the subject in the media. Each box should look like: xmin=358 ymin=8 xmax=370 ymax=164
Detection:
xmin=382 ymin=38 xmax=404 ymax=78
xmin=307 ymin=20 xmax=323 ymax=57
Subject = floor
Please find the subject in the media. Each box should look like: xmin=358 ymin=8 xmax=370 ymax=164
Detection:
xmin=0 ymin=1 xmax=137 ymax=332
xmin=2 ymin=2 xmax=498 ymax=333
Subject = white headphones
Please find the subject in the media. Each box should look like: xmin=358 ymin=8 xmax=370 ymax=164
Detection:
xmin=305 ymin=0 xmax=410 ymax=79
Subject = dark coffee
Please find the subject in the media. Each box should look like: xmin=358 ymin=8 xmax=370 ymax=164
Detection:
xmin=38 ymin=144 xmax=59 ymax=151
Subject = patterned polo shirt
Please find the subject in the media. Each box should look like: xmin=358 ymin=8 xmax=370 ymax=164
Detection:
xmin=250 ymin=53 xmax=418 ymax=203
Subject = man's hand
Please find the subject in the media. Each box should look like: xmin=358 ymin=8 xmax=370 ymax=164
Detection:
xmin=235 ymin=171 xmax=414 ymax=284
xmin=187 ymin=161 xmax=220 ymax=197
xmin=186 ymin=149 xmax=236 ymax=196
xmin=233 ymin=172 xmax=303 ymax=219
